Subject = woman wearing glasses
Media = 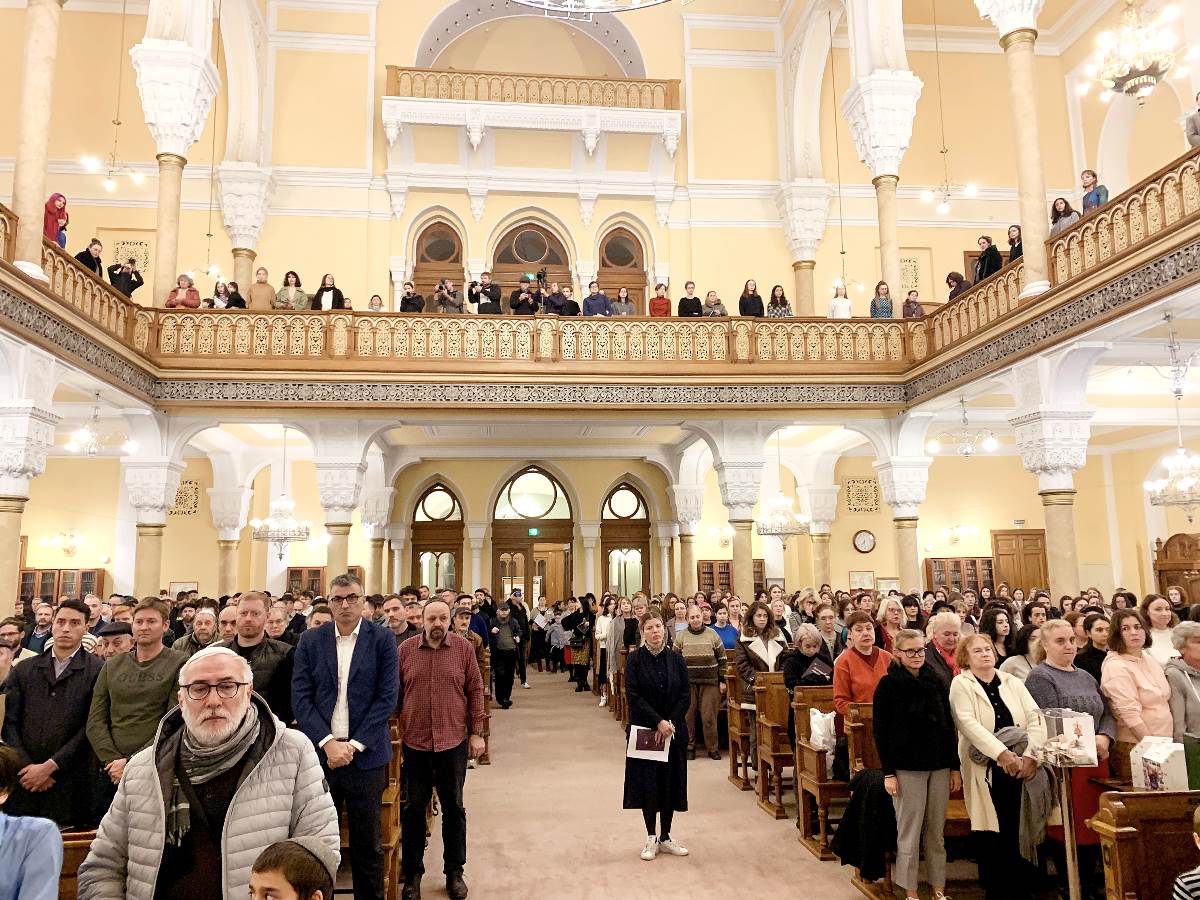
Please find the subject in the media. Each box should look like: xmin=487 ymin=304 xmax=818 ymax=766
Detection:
xmin=872 ymin=629 xmax=959 ymax=900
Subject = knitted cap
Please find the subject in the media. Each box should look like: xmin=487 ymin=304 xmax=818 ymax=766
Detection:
xmin=282 ymin=836 xmax=340 ymax=883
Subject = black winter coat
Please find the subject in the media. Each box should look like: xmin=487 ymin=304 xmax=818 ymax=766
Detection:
xmin=74 ymin=249 xmax=104 ymax=278
xmin=310 ymin=286 xmax=346 ymax=310
xmin=399 ymin=293 xmax=426 ymax=313
xmin=871 ymin=664 xmax=958 ymax=775
xmin=782 ymin=645 xmax=834 ymax=690
xmin=974 ymin=244 xmax=1003 ymax=282
xmin=623 ymin=645 xmax=690 ymax=812
xmin=677 ymin=296 xmax=702 ymax=317
xmin=832 ymin=769 xmax=896 ymax=881
xmin=738 ymin=294 xmax=765 ymax=317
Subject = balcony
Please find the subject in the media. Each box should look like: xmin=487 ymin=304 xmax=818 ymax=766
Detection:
xmin=2 ymin=148 xmax=1199 ymax=410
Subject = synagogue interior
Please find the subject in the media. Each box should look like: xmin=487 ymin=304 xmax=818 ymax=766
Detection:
xmin=3 ymin=0 xmax=1200 ymax=898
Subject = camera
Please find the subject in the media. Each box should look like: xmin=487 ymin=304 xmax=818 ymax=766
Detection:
xmin=536 ymin=267 xmax=548 ymax=283
xmin=468 ymin=280 xmax=479 ymax=292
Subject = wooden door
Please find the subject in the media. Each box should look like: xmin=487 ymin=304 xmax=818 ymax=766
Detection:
xmin=991 ymin=529 xmax=1048 ymax=594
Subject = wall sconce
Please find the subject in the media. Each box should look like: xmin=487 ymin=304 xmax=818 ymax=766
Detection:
xmin=709 ymin=524 xmax=735 ymax=548
xmin=40 ymin=531 xmax=82 ymax=557
xmin=942 ymin=524 xmax=979 ymax=546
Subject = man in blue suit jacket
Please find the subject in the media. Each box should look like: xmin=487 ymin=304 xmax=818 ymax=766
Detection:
xmin=293 ymin=571 xmax=398 ymax=900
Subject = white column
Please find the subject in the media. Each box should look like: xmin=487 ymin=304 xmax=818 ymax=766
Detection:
xmin=467 ymin=523 xmax=487 ymax=593
xmin=387 ymin=523 xmax=409 ymax=592
xmin=123 ymin=458 xmax=185 ymax=598
xmin=314 ymin=461 xmax=365 ymax=577
xmin=805 ymin=484 xmax=840 ymax=589
xmin=207 ymin=487 xmax=251 ymax=598
xmin=874 ymin=457 xmax=931 ymax=594
xmin=655 ymin=522 xmax=678 ymax=595
xmin=758 ymin=461 xmax=787 ymax=582
xmin=0 ymin=403 xmax=59 ymax=616
xmin=579 ymin=522 xmax=600 ymax=596
xmin=670 ymin=484 xmax=704 ymax=596
xmin=218 ymin=163 xmax=274 ymax=286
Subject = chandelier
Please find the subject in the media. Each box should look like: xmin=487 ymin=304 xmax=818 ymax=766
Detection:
xmin=64 ymin=392 xmax=138 ymax=456
xmin=925 ymin=397 xmax=998 ymax=457
xmin=510 ymin=0 xmax=675 ymax=20
xmin=1086 ymin=1 xmax=1185 ymax=105
xmin=1144 ymin=314 xmax=1200 ymax=521
xmin=250 ymin=426 xmax=312 ymax=560
xmin=80 ymin=0 xmax=144 ymax=192
xmin=755 ymin=433 xmax=810 ymax=547
xmin=920 ymin=0 xmax=977 ymax=215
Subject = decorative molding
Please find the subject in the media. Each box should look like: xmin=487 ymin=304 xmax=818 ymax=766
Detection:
xmin=314 ymin=461 xmax=365 ymax=524
xmin=207 ymin=486 xmax=252 ymax=540
xmin=843 ymin=478 xmax=879 ymax=514
xmin=777 ymin=180 xmax=832 ymax=261
xmin=1010 ymin=408 xmax=1093 ymax=491
xmin=805 ymin=485 xmax=840 ymax=533
xmin=715 ymin=460 xmax=763 ymax=521
xmin=840 ymin=70 xmax=924 ymax=179
xmin=170 ymin=479 xmax=200 ymax=517
xmin=974 ymin=0 xmax=1046 ymax=40
xmin=360 ymin=487 xmax=395 ymax=528
xmin=218 ymin=163 xmax=275 ymax=250
xmin=0 ymin=404 xmax=59 ymax=499
xmin=123 ymin=459 xmax=186 ymax=526
xmin=670 ymin=484 xmax=705 ymax=530
xmin=130 ymin=38 xmax=220 ymax=158
xmin=873 ymin=458 xmax=931 ymax=519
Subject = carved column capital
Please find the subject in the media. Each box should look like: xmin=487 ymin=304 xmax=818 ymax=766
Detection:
xmin=716 ymin=460 xmax=764 ymax=522
xmin=207 ymin=487 xmax=252 ymax=541
xmin=0 ymin=403 xmax=59 ymax=499
xmin=974 ymin=0 xmax=1044 ymax=39
xmin=218 ymin=162 xmax=274 ymax=250
xmin=670 ymin=485 xmax=705 ymax=534
xmin=840 ymin=70 xmax=924 ymax=178
xmin=130 ymin=37 xmax=220 ymax=157
xmin=1010 ymin=408 xmax=1092 ymax=492
xmin=123 ymin=458 xmax=186 ymax=526
xmin=874 ymin=457 xmax=931 ymax=520
xmin=314 ymin=461 xmax=365 ymax=526
xmin=776 ymin=180 xmax=832 ymax=262
xmin=805 ymin=484 xmax=840 ymax=535
xmin=359 ymin=487 xmax=395 ymax=529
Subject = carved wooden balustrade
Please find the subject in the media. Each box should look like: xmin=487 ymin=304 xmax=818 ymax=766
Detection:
xmin=39 ymin=239 xmax=134 ymax=342
xmin=0 ymin=202 xmax=15 ymax=263
xmin=1049 ymin=148 xmax=1200 ymax=286
xmin=386 ymin=65 xmax=680 ymax=110
xmin=929 ymin=262 xmax=1025 ymax=354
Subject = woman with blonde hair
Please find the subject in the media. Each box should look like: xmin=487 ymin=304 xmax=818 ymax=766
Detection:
xmin=874 ymin=596 xmax=907 ymax=652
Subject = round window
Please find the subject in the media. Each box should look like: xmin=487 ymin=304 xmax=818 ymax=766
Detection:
xmin=508 ymin=471 xmax=556 ymax=518
xmin=421 ymin=487 xmax=455 ymax=520
xmin=423 ymin=229 xmax=458 ymax=263
xmin=513 ymin=229 xmax=549 ymax=264
xmin=604 ymin=235 xmax=637 ymax=268
xmin=608 ymin=487 xmax=641 ymax=518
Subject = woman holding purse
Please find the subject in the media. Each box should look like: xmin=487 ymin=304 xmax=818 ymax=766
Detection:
xmin=623 ymin=608 xmax=691 ymax=862
xmin=561 ymin=596 xmax=593 ymax=692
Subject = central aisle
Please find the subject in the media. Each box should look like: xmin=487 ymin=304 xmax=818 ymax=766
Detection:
xmin=427 ymin=667 xmax=862 ymax=900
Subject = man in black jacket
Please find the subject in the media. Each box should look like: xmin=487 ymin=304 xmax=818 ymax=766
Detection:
xmin=74 ymin=238 xmax=104 ymax=278
xmin=107 ymin=257 xmax=144 ymax=297
xmin=1 ymin=599 xmax=104 ymax=827
xmin=399 ymin=281 xmax=425 ymax=313
xmin=470 ymin=271 xmax=503 ymax=314
xmin=216 ymin=590 xmax=295 ymax=722
xmin=509 ymin=276 xmax=541 ymax=315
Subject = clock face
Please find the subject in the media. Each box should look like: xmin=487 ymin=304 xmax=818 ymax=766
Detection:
xmin=853 ymin=530 xmax=876 ymax=554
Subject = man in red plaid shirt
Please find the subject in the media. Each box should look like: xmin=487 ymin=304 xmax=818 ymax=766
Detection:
xmin=398 ymin=599 xmax=486 ymax=900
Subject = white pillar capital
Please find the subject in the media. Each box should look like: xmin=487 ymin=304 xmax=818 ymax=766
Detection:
xmin=314 ymin=461 xmax=365 ymax=525
xmin=840 ymin=69 xmax=924 ymax=178
xmin=206 ymin=486 xmax=252 ymax=541
xmin=776 ymin=179 xmax=832 ymax=262
xmin=359 ymin=487 xmax=395 ymax=529
xmin=655 ymin=521 xmax=679 ymax=546
xmin=130 ymin=37 xmax=219 ymax=157
xmin=1010 ymin=408 xmax=1092 ymax=492
xmin=123 ymin=458 xmax=186 ymax=526
xmin=218 ymin=162 xmax=275 ymax=250
xmin=386 ymin=522 xmax=409 ymax=548
xmin=0 ymin=403 xmax=59 ymax=498
xmin=873 ymin=457 xmax=931 ymax=519
xmin=466 ymin=522 xmax=487 ymax=550
xmin=716 ymin=461 xmax=764 ymax=522
xmin=974 ymin=0 xmax=1044 ymax=39
xmin=670 ymin=484 xmax=704 ymax=534
xmin=805 ymin=484 xmax=840 ymax=535
xmin=579 ymin=521 xmax=601 ymax=547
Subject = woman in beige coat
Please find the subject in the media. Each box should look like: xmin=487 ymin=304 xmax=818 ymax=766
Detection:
xmin=949 ymin=633 xmax=1047 ymax=900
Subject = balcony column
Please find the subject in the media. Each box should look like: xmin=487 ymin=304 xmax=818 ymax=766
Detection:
xmin=0 ymin=403 xmax=59 ymax=615
xmin=874 ymin=458 xmax=931 ymax=594
xmin=315 ymin=460 xmax=365 ymax=579
xmin=131 ymin=26 xmax=219 ymax=303
xmin=219 ymin=163 xmax=274 ymax=289
xmin=361 ymin=529 xmax=385 ymax=595
xmin=1012 ymin=409 xmax=1092 ymax=597
xmin=716 ymin=462 xmax=764 ymax=603
xmin=207 ymin=487 xmax=252 ymax=599
xmin=670 ymin=484 xmax=704 ymax=596
xmin=805 ymin=485 xmax=840 ymax=590
xmin=10 ymin=0 xmax=66 ymax=278
xmin=467 ymin=523 xmax=487 ymax=594
xmin=577 ymin=522 xmax=600 ymax=596
xmin=777 ymin=180 xmax=831 ymax=316
xmin=976 ymin=1 xmax=1050 ymax=298
xmin=841 ymin=71 xmax=923 ymax=296
xmin=387 ymin=523 xmax=409 ymax=593
xmin=123 ymin=459 xmax=185 ymax=599
xmin=359 ymin=487 xmax=393 ymax=596
xmin=656 ymin=522 xmax=677 ymax=595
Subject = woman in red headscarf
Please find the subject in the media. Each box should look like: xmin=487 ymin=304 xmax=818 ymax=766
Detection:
xmin=43 ymin=194 xmax=68 ymax=247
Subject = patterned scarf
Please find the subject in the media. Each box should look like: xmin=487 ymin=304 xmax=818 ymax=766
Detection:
xmin=165 ymin=702 xmax=260 ymax=846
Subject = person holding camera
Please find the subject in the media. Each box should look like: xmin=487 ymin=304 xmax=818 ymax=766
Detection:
xmin=398 ymin=281 xmax=424 ymax=313
xmin=469 ymin=271 xmax=502 ymax=314
xmin=510 ymin=276 xmax=541 ymax=315
xmin=435 ymin=278 xmax=464 ymax=314
xmin=583 ymin=280 xmax=613 ymax=317
xmin=107 ymin=257 xmax=144 ymax=298
xmin=542 ymin=281 xmax=567 ymax=315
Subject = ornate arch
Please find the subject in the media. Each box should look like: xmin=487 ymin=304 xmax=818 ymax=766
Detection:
xmin=486 ymin=207 xmax=579 ymax=269
xmin=597 ymin=224 xmax=650 ymax=313
xmin=1097 ymin=82 xmax=1187 ymax=196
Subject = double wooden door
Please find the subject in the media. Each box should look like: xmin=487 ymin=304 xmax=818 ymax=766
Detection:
xmin=491 ymin=520 xmax=574 ymax=603
xmin=991 ymin=529 xmax=1049 ymax=593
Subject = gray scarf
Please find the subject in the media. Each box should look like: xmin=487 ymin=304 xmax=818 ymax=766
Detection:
xmin=165 ymin=702 xmax=260 ymax=846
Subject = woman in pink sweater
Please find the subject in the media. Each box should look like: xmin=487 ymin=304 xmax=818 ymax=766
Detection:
xmin=833 ymin=610 xmax=893 ymax=723
xmin=1101 ymin=609 xmax=1173 ymax=750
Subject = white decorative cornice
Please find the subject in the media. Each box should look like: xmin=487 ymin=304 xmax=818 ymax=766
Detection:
xmin=873 ymin=457 xmax=931 ymax=519
xmin=1010 ymin=408 xmax=1092 ymax=491
xmin=217 ymin=162 xmax=274 ymax=250
xmin=123 ymin=458 xmax=186 ymax=526
xmin=0 ymin=404 xmax=59 ymax=499
xmin=974 ymin=0 xmax=1045 ymax=39
xmin=840 ymin=70 xmax=924 ymax=179
xmin=130 ymin=38 xmax=220 ymax=158
xmin=776 ymin=179 xmax=832 ymax=262
xmin=207 ymin=486 xmax=252 ymax=541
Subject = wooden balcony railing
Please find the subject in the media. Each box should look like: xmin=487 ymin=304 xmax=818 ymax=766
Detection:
xmin=386 ymin=65 xmax=680 ymax=110
xmin=0 ymin=202 xmax=16 ymax=263
xmin=930 ymin=262 xmax=1025 ymax=354
xmin=1048 ymin=147 xmax=1200 ymax=286
xmin=39 ymin=239 xmax=136 ymax=343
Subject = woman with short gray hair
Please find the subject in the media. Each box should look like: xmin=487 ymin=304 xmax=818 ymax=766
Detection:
xmin=1166 ymin=620 xmax=1200 ymax=741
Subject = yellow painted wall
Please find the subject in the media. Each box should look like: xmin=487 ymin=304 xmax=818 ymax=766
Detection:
xmin=829 ymin=456 xmax=897 ymax=590
xmin=689 ymin=28 xmax=777 ymax=54
xmin=605 ymin=134 xmax=652 ymax=171
xmin=161 ymin=458 xmax=219 ymax=596
xmin=274 ymin=8 xmax=370 ymax=36
xmin=22 ymin=459 xmax=121 ymax=587
xmin=689 ymin=67 xmax=780 ymax=181
xmin=411 ymin=126 xmax=462 ymax=165
xmin=493 ymin=131 xmax=573 ymax=170
xmin=271 ymin=52 xmax=368 ymax=169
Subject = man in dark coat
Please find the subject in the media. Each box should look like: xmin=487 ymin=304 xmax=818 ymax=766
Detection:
xmin=74 ymin=238 xmax=104 ymax=278
xmin=107 ymin=258 xmax=144 ymax=297
xmin=2 ymin=598 xmax=104 ymax=827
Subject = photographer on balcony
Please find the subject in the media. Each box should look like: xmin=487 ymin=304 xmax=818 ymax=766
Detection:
xmin=435 ymin=278 xmax=465 ymax=314
xmin=542 ymin=281 xmax=567 ymax=315
xmin=399 ymin=281 xmax=425 ymax=313
xmin=583 ymin=280 xmax=613 ymax=317
xmin=510 ymin=275 xmax=542 ymax=316
xmin=468 ymin=271 xmax=502 ymax=314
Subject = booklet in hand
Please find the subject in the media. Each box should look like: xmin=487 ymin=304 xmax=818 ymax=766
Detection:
xmin=627 ymin=725 xmax=671 ymax=762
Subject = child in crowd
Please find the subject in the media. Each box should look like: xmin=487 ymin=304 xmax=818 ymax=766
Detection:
xmin=545 ymin=612 xmax=567 ymax=673
xmin=250 ymin=837 xmax=339 ymax=900
xmin=1173 ymin=806 xmax=1200 ymax=899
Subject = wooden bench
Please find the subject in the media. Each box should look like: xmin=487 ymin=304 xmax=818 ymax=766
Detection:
xmin=479 ymin=649 xmax=493 ymax=765
xmin=59 ymin=829 xmax=97 ymax=900
xmin=725 ymin=662 xmax=754 ymax=791
xmin=793 ymin=686 xmax=846 ymax=859
xmin=753 ymin=671 xmax=793 ymax=819
xmin=1090 ymin=789 xmax=1200 ymax=900
xmin=613 ymin=647 xmax=629 ymax=724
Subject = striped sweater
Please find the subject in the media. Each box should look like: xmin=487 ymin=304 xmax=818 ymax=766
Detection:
xmin=673 ymin=626 xmax=726 ymax=685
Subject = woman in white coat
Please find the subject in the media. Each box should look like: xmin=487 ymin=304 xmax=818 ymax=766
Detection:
xmin=949 ymin=633 xmax=1047 ymax=900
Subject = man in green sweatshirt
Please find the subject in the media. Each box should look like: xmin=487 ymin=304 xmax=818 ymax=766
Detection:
xmin=86 ymin=598 xmax=185 ymax=797
xmin=674 ymin=604 xmax=727 ymax=760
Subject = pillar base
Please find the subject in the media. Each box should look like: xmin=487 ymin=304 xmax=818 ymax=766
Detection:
xmin=1018 ymin=280 xmax=1051 ymax=300
xmin=13 ymin=260 xmax=49 ymax=283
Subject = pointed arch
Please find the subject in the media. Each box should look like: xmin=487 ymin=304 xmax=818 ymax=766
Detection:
xmin=598 ymin=471 xmax=660 ymax=522
xmin=493 ymin=464 xmax=573 ymax=520
xmin=596 ymin=222 xmax=650 ymax=313
xmin=410 ymin=476 xmax=467 ymax=592
xmin=600 ymin=478 xmax=651 ymax=596
xmin=408 ymin=476 xmax=468 ymax=523
xmin=406 ymin=205 xmax=471 ymax=265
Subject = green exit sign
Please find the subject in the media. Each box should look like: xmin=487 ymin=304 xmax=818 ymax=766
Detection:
xmin=527 ymin=527 xmax=539 ymax=537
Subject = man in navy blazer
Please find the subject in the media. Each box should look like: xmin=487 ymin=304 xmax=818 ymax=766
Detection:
xmin=293 ymin=571 xmax=398 ymax=900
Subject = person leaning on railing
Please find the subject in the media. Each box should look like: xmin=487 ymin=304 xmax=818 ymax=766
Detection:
xmin=945 ymin=271 xmax=972 ymax=301
xmin=164 ymin=273 xmax=201 ymax=308
xmin=1081 ymin=168 xmax=1109 ymax=213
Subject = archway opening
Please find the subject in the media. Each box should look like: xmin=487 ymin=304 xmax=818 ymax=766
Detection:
xmin=491 ymin=223 xmax=572 ymax=311
xmin=412 ymin=221 xmax=466 ymax=305
xmin=492 ymin=465 xmax=574 ymax=604
xmin=411 ymin=482 xmax=465 ymax=591
xmin=601 ymin=481 xmax=650 ymax=595
xmin=597 ymin=227 xmax=649 ymax=314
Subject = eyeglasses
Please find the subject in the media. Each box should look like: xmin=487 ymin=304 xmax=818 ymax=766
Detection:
xmin=897 ymin=647 xmax=927 ymax=658
xmin=182 ymin=681 xmax=248 ymax=701
xmin=327 ymin=594 xmax=362 ymax=606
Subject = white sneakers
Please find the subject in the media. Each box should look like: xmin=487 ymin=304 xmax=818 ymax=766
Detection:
xmin=658 ymin=838 xmax=689 ymax=857
xmin=522 ymin=682 xmax=531 ymax=689
xmin=598 ymin=695 xmax=608 ymax=707
xmin=640 ymin=836 xmax=688 ymax=860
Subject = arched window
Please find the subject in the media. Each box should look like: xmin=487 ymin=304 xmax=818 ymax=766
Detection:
xmin=491 ymin=465 xmax=575 ymax=603
xmin=597 ymin=227 xmax=648 ymax=314
xmin=411 ymin=221 xmax=466 ymax=303
xmin=491 ymin=223 xmax=572 ymax=308
xmin=494 ymin=466 xmax=571 ymax=520
xmin=411 ymin=482 xmax=465 ymax=590
xmin=601 ymin=481 xmax=650 ymax=595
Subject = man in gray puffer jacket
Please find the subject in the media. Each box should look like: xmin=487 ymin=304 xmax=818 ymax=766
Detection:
xmin=78 ymin=646 xmax=338 ymax=900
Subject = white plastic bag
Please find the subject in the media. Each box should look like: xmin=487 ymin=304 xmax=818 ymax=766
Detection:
xmin=808 ymin=708 xmax=837 ymax=778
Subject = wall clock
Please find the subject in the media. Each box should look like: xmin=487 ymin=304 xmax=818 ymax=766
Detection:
xmin=853 ymin=529 xmax=876 ymax=554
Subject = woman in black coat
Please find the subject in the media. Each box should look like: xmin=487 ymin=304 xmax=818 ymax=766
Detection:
xmin=560 ymin=597 xmax=592 ymax=692
xmin=738 ymin=278 xmax=764 ymax=317
xmin=623 ymin=608 xmax=691 ymax=861
xmin=973 ymin=236 xmax=1003 ymax=283
xmin=310 ymin=273 xmax=347 ymax=310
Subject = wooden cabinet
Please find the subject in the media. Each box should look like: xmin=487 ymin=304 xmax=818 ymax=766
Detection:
xmin=18 ymin=568 xmax=106 ymax=605
xmin=697 ymin=559 xmax=765 ymax=597
xmin=285 ymin=565 xmax=366 ymax=597
xmin=923 ymin=557 xmax=994 ymax=594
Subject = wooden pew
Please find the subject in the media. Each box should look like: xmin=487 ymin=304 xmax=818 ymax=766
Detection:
xmin=59 ymin=829 xmax=97 ymax=900
xmin=725 ymin=661 xmax=754 ymax=791
xmin=793 ymin=686 xmax=846 ymax=859
xmin=1091 ymin=789 xmax=1200 ymax=900
xmin=753 ymin=671 xmax=793 ymax=818
xmin=479 ymin=648 xmax=493 ymax=765
xmin=613 ymin=647 xmax=628 ymax=724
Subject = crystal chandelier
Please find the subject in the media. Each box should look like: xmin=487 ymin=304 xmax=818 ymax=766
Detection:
xmin=1086 ymin=1 xmax=1185 ymax=105
xmin=920 ymin=0 xmax=977 ymax=215
xmin=510 ymin=0 xmax=674 ymax=20
xmin=1144 ymin=315 xmax=1200 ymax=522
xmin=64 ymin=392 xmax=138 ymax=456
xmin=925 ymin=397 xmax=998 ymax=457
xmin=250 ymin=426 xmax=312 ymax=560
xmin=755 ymin=433 xmax=810 ymax=547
